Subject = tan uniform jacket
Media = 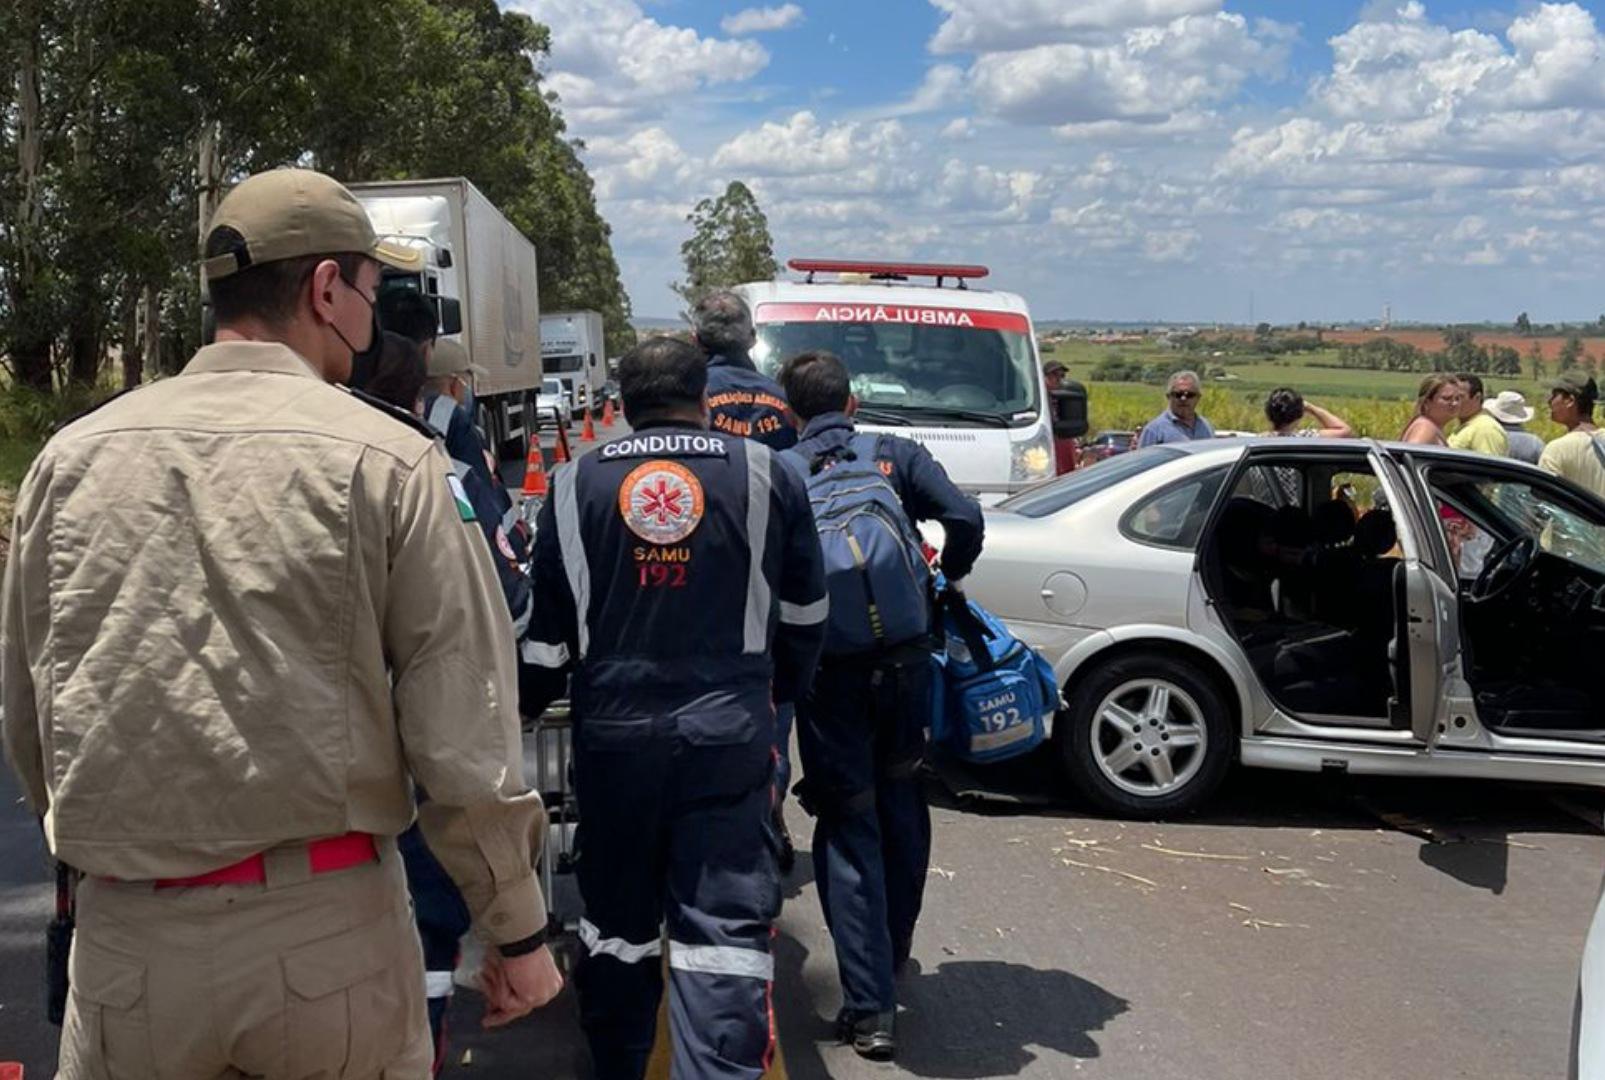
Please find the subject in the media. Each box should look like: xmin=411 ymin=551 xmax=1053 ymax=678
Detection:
xmin=1 ymin=341 xmax=545 ymax=944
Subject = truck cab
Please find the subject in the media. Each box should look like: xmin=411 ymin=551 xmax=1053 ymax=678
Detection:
xmin=737 ymin=259 xmax=1071 ymax=503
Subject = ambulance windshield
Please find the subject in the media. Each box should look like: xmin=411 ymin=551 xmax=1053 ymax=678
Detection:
xmin=752 ymin=303 xmax=1040 ymax=424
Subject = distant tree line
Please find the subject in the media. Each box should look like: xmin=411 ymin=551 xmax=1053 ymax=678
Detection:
xmin=0 ymin=0 xmax=636 ymax=400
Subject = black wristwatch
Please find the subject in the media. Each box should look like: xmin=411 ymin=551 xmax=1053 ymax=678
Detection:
xmin=497 ymin=925 xmax=551 ymax=958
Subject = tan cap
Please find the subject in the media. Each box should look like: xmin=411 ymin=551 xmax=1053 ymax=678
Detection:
xmin=427 ymin=337 xmax=487 ymax=380
xmin=202 ymin=168 xmax=425 ymax=282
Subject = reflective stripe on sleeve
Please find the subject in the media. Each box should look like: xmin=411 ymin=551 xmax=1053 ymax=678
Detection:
xmin=425 ymin=971 xmax=456 ymax=999
xmin=668 ymin=941 xmax=774 ymax=981
xmin=427 ymin=396 xmax=455 ymax=436
xmin=779 ymin=596 xmax=829 ymax=626
xmin=742 ymin=444 xmax=773 ymax=655
xmin=520 ymin=638 xmax=569 ymax=668
xmin=510 ymin=594 xmax=533 ymax=638
xmin=579 ymin=919 xmax=663 ymax=964
xmin=553 ymin=464 xmax=592 ymax=659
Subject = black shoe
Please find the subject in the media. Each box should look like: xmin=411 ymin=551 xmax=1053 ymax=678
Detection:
xmin=774 ymin=811 xmax=797 ymax=875
xmin=835 ymin=1009 xmax=896 ymax=1061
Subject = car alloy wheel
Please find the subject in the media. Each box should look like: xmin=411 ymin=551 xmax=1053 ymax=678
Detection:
xmin=1061 ymin=651 xmax=1233 ymax=817
xmin=1090 ymin=678 xmax=1206 ymax=797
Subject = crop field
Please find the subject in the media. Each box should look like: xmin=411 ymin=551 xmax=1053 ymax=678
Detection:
xmin=1041 ymin=337 xmax=1571 ymax=440
xmin=1325 ymin=328 xmax=1604 ymax=362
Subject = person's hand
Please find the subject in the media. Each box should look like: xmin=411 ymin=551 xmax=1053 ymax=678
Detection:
xmin=479 ymin=944 xmax=564 ymax=1028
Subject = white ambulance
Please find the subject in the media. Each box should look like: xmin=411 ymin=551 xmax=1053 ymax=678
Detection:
xmin=736 ymin=259 xmax=1059 ymax=502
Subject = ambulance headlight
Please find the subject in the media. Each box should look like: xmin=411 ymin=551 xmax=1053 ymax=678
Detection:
xmin=1011 ymin=428 xmax=1054 ymax=483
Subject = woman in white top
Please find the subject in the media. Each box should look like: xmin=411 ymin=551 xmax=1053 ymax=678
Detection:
xmin=1264 ymin=387 xmax=1353 ymax=438
xmin=1401 ymin=374 xmax=1461 ymax=446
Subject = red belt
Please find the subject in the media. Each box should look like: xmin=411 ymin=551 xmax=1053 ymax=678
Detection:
xmin=151 ymin=832 xmax=378 ymax=890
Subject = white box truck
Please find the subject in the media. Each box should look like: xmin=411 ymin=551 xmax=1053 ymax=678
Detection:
xmin=350 ymin=178 xmax=542 ymax=458
xmin=540 ymin=310 xmax=607 ymax=417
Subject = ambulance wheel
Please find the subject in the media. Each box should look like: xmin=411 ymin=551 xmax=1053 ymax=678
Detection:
xmin=1059 ymin=652 xmax=1232 ymax=818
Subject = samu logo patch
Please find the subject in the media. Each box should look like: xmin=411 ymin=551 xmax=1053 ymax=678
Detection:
xmin=618 ymin=460 xmax=704 ymax=545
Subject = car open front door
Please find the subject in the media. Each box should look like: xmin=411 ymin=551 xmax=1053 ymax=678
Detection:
xmin=1372 ymin=452 xmax=1456 ymax=745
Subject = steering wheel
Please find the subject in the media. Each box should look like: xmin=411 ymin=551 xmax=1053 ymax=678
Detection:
xmin=1468 ymin=534 xmax=1538 ymax=604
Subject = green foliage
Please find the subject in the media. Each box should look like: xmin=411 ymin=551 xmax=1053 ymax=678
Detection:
xmin=1516 ymin=312 xmax=1532 ymax=335
xmin=672 ymin=182 xmax=779 ymax=311
xmin=0 ymin=0 xmax=635 ymax=391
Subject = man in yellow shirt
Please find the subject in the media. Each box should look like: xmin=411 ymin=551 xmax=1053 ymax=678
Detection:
xmin=1539 ymin=371 xmax=1605 ymax=500
xmin=1448 ymin=373 xmax=1511 ymax=456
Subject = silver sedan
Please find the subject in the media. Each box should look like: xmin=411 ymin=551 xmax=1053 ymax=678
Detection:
xmin=958 ymin=438 xmax=1605 ymax=817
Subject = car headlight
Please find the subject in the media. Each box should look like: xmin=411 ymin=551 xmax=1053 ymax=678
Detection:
xmin=1010 ymin=428 xmax=1054 ymax=483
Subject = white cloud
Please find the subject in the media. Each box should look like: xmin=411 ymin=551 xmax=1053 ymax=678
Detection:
xmin=721 ymin=4 xmax=805 ymax=35
xmin=928 ymin=0 xmax=1219 ymax=54
xmin=514 ymin=0 xmax=1605 ymax=320
xmin=967 ymin=12 xmax=1292 ymax=130
xmin=583 ymin=128 xmax=694 ymax=199
xmin=710 ymin=111 xmax=911 ymax=177
xmin=511 ymin=0 xmax=768 ymax=127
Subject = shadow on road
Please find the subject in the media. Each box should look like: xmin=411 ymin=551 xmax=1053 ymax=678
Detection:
xmin=773 ymin=930 xmax=1128 ymax=1080
xmin=927 ymin=747 xmax=1604 ymax=897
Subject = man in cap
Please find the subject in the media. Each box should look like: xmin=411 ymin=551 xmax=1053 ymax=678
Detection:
xmin=1486 ymin=390 xmax=1544 ymax=465
xmin=409 ymin=335 xmax=538 ymax=1066
xmin=1540 ymin=371 xmax=1605 ymax=499
xmin=1043 ymin=359 xmax=1079 ymax=474
xmin=2 ymin=168 xmax=562 ymax=1079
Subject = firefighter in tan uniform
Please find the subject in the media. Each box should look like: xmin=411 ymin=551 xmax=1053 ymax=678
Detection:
xmin=0 ymin=168 xmax=563 ymax=1079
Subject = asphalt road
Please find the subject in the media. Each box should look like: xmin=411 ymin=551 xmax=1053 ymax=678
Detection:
xmin=5 ymin=758 xmax=1601 ymax=1079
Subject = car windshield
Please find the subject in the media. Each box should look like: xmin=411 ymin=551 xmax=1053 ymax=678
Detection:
xmin=1431 ymin=469 xmax=1605 ymax=577
xmin=752 ymin=302 xmax=1040 ymax=423
xmin=542 ymin=379 xmax=562 ymax=394
xmin=1000 ymin=447 xmax=1185 ymax=518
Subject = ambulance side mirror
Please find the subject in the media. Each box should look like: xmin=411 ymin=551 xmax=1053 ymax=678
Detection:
xmin=1051 ymin=381 xmax=1088 ymax=440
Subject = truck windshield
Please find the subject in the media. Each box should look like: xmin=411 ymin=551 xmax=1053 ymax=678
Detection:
xmin=545 ymin=354 xmax=583 ymax=374
xmin=752 ymin=303 xmax=1039 ymax=424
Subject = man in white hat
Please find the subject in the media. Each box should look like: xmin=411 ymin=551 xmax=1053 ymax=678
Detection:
xmin=1487 ymin=389 xmax=1543 ymax=464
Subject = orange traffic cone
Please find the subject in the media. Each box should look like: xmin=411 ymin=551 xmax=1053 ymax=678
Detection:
xmin=553 ymin=423 xmax=571 ymax=464
xmin=602 ymin=398 xmax=616 ymax=427
xmin=581 ymin=407 xmax=597 ymax=443
xmin=521 ymin=441 xmax=549 ymax=498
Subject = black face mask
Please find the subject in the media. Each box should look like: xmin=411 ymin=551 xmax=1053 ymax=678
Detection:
xmin=334 ymin=275 xmax=384 ymax=387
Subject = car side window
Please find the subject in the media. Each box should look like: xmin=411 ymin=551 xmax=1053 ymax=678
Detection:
xmin=1122 ymin=467 xmax=1229 ymax=549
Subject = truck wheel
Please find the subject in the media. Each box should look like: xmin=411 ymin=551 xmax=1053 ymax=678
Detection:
xmin=1059 ymin=652 xmax=1233 ymax=818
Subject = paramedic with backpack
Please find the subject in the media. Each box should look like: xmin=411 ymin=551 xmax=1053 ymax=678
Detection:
xmin=520 ymin=338 xmax=828 ymax=1080
xmin=778 ymin=349 xmax=984 ymax=1061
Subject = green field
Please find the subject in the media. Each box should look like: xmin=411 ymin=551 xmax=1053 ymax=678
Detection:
xmin=1043 ymin=338 xmax=1567 ymax=441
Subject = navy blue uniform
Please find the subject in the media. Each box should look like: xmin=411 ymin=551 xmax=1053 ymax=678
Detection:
xmin=408 ymin=391 xmax=533 ymax=1065
xmin=787 ymin=411 xmax=983 ymax=1021
xmin=523 ymin=422 xmax=827 ymax=1080
xmin=706 ymin=350 xmax=798 ymax=451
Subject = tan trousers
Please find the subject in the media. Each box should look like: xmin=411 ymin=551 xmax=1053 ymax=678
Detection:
xmin=59 ymin=839 xmax=433 ymax=1080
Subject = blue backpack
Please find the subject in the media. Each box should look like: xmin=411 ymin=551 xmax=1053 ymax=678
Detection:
xmin=933 ymin=586 xmax=1060 ymax=764
xmin=791 ymin=434 xmax=932 ymax=655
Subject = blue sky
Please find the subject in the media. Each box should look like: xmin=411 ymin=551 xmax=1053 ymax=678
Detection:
xmin=509 ymin=1 xmax=1605 ymax=324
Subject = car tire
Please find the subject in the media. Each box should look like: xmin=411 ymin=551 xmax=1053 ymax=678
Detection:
xmin=1059 ymin=651 xmax=1233 ymax=818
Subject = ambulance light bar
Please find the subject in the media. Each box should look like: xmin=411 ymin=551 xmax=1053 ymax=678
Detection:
xmin=788 ymin=259 xmax=990 ymax=289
